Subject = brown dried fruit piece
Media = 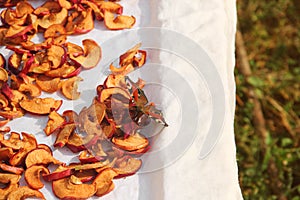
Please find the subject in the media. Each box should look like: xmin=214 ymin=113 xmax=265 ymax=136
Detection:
xmin=7 ymin=186 xmax=45 ymax=200
xmin=25 ymin=165 xmax=50 ymax=190
xmin=19 ymin=97 xmax=62 ymax=115
xmin=44 ymin=111 xmax=65 ymax=136
xmin=25 ymin=148 xmax=62 ymax=168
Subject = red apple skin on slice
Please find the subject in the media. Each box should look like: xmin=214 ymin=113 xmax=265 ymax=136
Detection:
xmin=0 ymin=163 xmax=24 ymax=175
xmin=43 ymin=168 xmax=73 ymax=182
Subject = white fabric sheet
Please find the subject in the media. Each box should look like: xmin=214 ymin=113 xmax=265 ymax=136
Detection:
xmin=0 ymin=0 xmax=243 ymax=199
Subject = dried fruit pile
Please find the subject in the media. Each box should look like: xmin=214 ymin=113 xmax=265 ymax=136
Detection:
xmin=0 ymin=0 xmax=135 ymax=126
xmin=0 ymin=132 xmax=54 ymax=199
xmin=0 ymin=1 xmax=168 ymax=199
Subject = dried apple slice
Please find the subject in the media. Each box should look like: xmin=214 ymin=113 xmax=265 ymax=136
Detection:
xmin=54 ymin=123 xmax=76 ymax=148
xmin=66 ymin=132 xmax=86 ymax=153
xmin=57 ymin=0 xmax=73 ymax=10
xmin=44 ymin=24 xmax=66 ymax=38
xmin=93 ymin=168 xmax=118 ymax=197
xmin=36 ymin=75 xmax=61 ymax=93
xmin=81 ymin=0 xmax=103 ymax=20
xmin=0 ymin=110 xmax=24 ymax=120
xmin=19 ymin=97 xmax=62 ymax=115
xmin=7 ymin=53 xmax=21 ymax=74
xmin=15 ymin=1 xmax=34 ymax=17
xmin=1 ymin=9 xmax=28 ymax=26
xmin=0 ymin=163 xmax=24 ymax=175
xmin=112 ymin=133 xmax=149 ymax=151
xmin=98 ymin=87 xmax=131 ymax=103
xmin=103 ymin=74 xmax=126 ymax=88
xmin=109 ymin=63 xmax=134 ymax=76
xmin=37 ymin=8 xmax=68 ymax=29
xmin=25 ymin=148 xmax=62 ymax=168
xmin=25 ymin=165 xmax=50 ymax=190
xmin=113 ymin=156 xmax=142 ymax=178
xmin=7 ymin=186 xmax=45 ymax=200
xmin=44 ymin=111 xmax=65 ymax=136
xmin=0 ymin=132 xmax=24 ymax=150
xmin=18 ymin=83 xmax=41 ymax=97
xmin=47 ymin=45 xmax=67 ymax=69
xmin=45 ymin=63 xmax=78 ymax=78
xmin=52 ymin=177 xmax=96 ymax=199
xmin=62 ymin=110 xmax=79 ymax=123
xmin=5 ymin=24 xmax=33 ymax=39
xmin=104 ymin=11 xmax=136 ymax=30
xmin=96 ymin=182 xmax=115 ymax=197
xmin=60 ymin=76 xmax=83 ymax=100
xmin=36 ymin=144 xmax=52 ymax=156
xmin=69 ymin=39 xmax=102 ymax=69
xmin=97 ymin=1 xmax=123 ymax=14
xmin=66 ymin=8 xmax=94 ymax=34
xmin=20 ymin=40 xmax=51 ymax=51
xmin=0 ymin=173 xmax=21 ymax=200
xmin=9 ymin=132 xmax=37 ymax=166
xmin=0 ymin=147 xmax=14 ymax=162
xmin=0 ymin=173 xmax=21 ymax=184
xmin=65 ymin=42 xmax=84 ymax=57
xmin=119 ymin=43 xmax=141 ymax=67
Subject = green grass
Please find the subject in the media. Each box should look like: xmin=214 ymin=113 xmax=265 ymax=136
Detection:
xmin=236 ymin=0 xmax=300 ymax=199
